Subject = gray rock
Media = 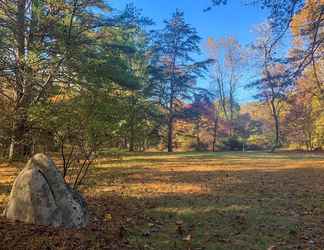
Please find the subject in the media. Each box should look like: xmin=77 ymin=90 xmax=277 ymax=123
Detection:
xmin=3 ymin=153 xmax=88 ymax=228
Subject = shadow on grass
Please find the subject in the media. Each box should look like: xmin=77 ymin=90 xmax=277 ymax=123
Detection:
xmin=81 ymin=160 xmax=324 ymax=249
xmin=0 ymin=182 xmax=11 ymax=195
xmin=1 ymin=152 xmax=324 ymax=249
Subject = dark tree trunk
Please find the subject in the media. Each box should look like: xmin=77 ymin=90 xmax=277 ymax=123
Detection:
xmin=10 ymin=110 xmax=32 ymax=160
xmin=212 ymin=118 xmax=218 ymax=152
xmin=196 ymin=119 xmax=200 ymax=145
xmin=128 ymin=93 xmax=136 ymax=152
xmin=9 ymin=0 xmax=33 ymax=160
xmin=167 ymin=115 xmax=173 ymax=152
xmin=270 ymin=100 xmax=280 ymax=152
xmin=129 ymin=128 xmax=135 ymax=152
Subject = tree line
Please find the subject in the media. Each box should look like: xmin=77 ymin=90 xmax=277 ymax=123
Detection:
xmin=0 ymin=0 xmax=322 ymax=170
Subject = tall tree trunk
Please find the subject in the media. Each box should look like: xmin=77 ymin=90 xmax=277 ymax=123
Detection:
xmin=129 ymin=133 xmax=134 ymax=152
xmin=9 ymin=0 xmax=32 ymax=160
xmin=123 ymin=136 xmax=128 ymax=149
xmin=270 ymin=101 xmax=280 ymax=152
xmin=229 ymin=91 xmax=234 ymax=137
xmin=129 ymin=119 xmax=135 ymax=152
xmin=167 ymin=47 xmax=177 ymax=153
xmin=129 ymin=94 xmax=135 ymax=152
xmin=167 ymin=80 xmax=175 ymax=152
xmin=212 ymin=117 xmax=218 ymax=152
xmin=11 ymin=110 xmax=31 ymax=160
xmin=196 ymin=119 xmax=200 ymax=146
xmin=167 ymin=114 xmax=173 ymax=152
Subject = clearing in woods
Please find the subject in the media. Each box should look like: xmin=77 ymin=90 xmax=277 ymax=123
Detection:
xmin=1 ymin=151 xmax=324 ymax=249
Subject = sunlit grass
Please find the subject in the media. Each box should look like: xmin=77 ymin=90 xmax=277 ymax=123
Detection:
xmin=1 ymin=151 xmax=324 ymax=249
xmin=78 ymin=151 xmax=324 ymax=249
xmin=0 ymin=164 xmax=18 ymax=209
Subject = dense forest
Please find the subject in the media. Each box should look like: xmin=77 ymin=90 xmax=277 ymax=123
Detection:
xmin=0 ymin=0 xmax=323 ymax=162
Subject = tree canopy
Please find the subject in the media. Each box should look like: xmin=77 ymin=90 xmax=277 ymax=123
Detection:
xmin=0 ymin=0 xmax=322 ymax=175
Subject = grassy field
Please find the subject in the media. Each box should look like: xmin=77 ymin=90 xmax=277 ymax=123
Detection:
xmin=1 ymin=151 xmax=324 ymax=249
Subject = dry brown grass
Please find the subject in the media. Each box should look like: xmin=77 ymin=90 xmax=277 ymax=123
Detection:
xmin=1 ymin=151 xmax=324 ymax=249
xmin=0 ymin=163 xmax=19 ymax=210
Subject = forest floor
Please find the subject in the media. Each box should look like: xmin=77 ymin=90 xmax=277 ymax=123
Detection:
xmin=1 ymin=151 xmax=324 ymax=250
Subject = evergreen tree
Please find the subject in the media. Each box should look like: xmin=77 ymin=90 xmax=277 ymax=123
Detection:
xmin=0 ymin=0 xmax=142 ymax=159
xmin=150 ymin=10 xmax=211 ymax=152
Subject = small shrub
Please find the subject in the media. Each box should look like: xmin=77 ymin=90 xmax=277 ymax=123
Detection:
xmin=221 ymin=137 xmax=243 ymax=151
xmin=191 ymin=141 xmax=209 ymax=151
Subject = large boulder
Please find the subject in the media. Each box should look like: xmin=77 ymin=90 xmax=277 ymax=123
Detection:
xmin=3 ymin=153 xmax=88 ymax=228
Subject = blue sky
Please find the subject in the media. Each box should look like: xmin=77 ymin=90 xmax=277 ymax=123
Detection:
xmin=111 ymin=0 xmax=269 ymax=103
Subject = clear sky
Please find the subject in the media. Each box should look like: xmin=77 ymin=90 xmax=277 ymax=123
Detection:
xmin=111 ymin=0 xmax=270 ymax=103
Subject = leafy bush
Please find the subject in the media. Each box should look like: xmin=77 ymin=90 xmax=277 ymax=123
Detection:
xmin=247 ymin=134 xmax=271 ymax=150
xmin=221 ymin=137 xmax=243 ymax=151
xmin=190 ymin=141 xmax=209 ymax=151
xmin=245 ymin=143 xmax=266 ymax=151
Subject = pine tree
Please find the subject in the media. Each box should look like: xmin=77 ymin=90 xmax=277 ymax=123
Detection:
xmin=150 ymin=10 xmax=211 ymax=152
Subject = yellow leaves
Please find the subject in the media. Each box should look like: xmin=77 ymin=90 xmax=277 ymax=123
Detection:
xmin=0 ymin=163 xmax=19 ymax=210
xmin=2 ymin=153 xmax=324 ymax=249
xmin=291 ymin=0 xmax=323 ymax=36
xmin=104 ymin=213 xmax=112 ymax=221
xmin=314 ymin=114 xmax=324 ymax=146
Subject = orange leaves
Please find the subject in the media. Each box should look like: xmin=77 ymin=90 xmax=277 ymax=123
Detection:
xmin=2 ymin=152 xmax=324 ymax=249
xmin=291 ymin=0 xmax=323 ymax=37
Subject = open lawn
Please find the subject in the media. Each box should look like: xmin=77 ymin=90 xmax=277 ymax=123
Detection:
xmin=1 ymin=152 xmax=324 ymax=249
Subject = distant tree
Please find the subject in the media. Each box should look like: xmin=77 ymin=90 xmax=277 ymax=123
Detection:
xmin=249 ymin=23 xmax=291 ymax=151
xmin=240 ymin=102 xmax=275 ymax=149
xmin=118 ymin=91 xmax=162 ymax=152
xmin=109 ymin=4 xmax=161 ymax=152
xmin=283 ymin=67 xmax=324 ymax=151
xmin=150 ymin=10 xmax=211 ymax=152
xmin=207 ymin=101 xmax=221 ymax=152
xmin=284 ymin=92 xmax=317 ymax=151
xmin=182 ymin=93 xmax=213 ymax=150
xmin=205 ymin=37 xmax=245 ymax=137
